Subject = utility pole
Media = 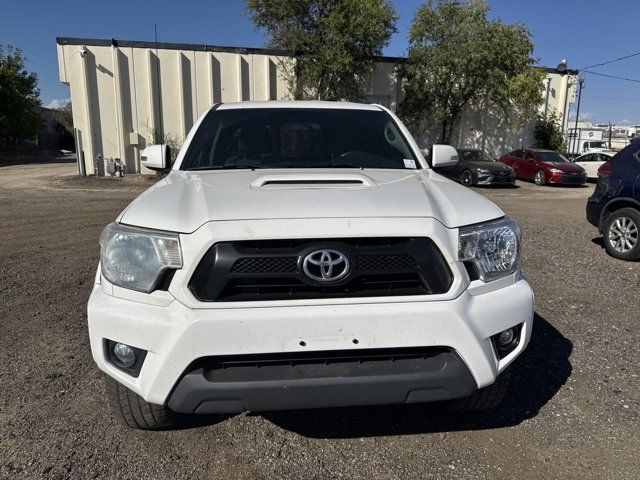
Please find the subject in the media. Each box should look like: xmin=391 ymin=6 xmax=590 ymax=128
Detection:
xmin=609 ymin=122 xmax=613 ymax=149
xmin=572 ymin=77 xmax=584 ymax=155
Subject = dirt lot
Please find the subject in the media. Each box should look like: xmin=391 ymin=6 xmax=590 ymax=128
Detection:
xmin=1 ymin=162 xmax=638 ymax=479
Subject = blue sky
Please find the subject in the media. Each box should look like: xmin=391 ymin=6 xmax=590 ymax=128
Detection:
xmin=1 ymin=0 xmax=639 ymax=124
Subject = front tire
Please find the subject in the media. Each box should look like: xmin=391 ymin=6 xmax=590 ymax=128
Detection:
xmin=449 ymin=370 xmax=511 ymax=411
xmin=534 ymin=170 xmax=546 ymax=186
xmin=104 ymin=375 xmax=178 ymax=429
xmin=604 ymin=208 xmax=640 ymax=261
xmin=460 ymin=169 xmax=474 ymax=186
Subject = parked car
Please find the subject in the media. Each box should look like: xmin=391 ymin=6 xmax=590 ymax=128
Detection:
xmin=573 ymin=150 xmax=615 ymax=180
xmin=500 ymin=148 xmax=587 ymax=186
xmin=434 ymin=148 xmax=515 ymax=186
xmin=89 ymin=101 xmax=534 ymax=429
xmin=586 ymin=139 xmax=640 ymax=260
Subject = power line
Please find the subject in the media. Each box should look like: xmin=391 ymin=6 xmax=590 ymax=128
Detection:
xmin=584 ymin=70 xmax=640 ymax=84
xmin=582 ymin=51 xmax=640 ymax=70
xmin=583 ymin=96 xmax=640 ymax=101
xmin=37 ymin=77 xmax=65 ymax=88
xmin=20 ymin=54 xmax=60 ymax=75
xmin=23 ymin=59 xmax=60 ymax=77
xmin=0 ymin=29 xmax=58 ymax=65
xmin=0 ymin=29 xmax=61 ymax=76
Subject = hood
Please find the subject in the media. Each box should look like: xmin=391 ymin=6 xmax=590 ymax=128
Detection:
xmin=544 ymin=162 xmax=585 ymax=173
xmin=463 ymin=160 xmax=512 ymax=172
xmin=118 ymin=169 xmax=504 ymax=233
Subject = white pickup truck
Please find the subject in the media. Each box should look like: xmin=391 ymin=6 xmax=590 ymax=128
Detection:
xmin=89 ymin=101 xmax=534 ymax=429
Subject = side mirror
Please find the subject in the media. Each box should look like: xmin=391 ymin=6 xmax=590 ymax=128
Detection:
xmin=141 ymin=144 xmax=171 ymax=171
xmin=431 ymin=144 xmax=459 ymax=168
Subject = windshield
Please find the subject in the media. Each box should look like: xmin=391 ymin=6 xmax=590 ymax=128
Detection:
xmin=459 ymin=150 xmax=495 ymax=162
xmin=180 ymin=108 xmax=419 ymax=170
xmin=537 ymin=151 xmax=570 ymax=162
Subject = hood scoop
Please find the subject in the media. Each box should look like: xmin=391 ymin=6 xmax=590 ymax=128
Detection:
xmin=251 ymin=173 xmax=378 ymax=189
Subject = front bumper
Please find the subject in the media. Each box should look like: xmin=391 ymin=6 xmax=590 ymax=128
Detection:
xmin=88 ymin=272 xmax=534 ymax=411
xmin=168 ymin=348 xmax=477 ymax=413
xmin=586 ymin=198 xmax=604 ymax=230
xmin=476 ymin=171 xmax=516 ymax=185
xmin=548 ymin=172 xmax=587 ymax=185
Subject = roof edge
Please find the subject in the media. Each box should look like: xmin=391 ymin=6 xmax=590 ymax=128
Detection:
xmin=56 ymin=37 xmax=291 ymax=57
xmin=56 ymin=36 xmax=404 ymax=63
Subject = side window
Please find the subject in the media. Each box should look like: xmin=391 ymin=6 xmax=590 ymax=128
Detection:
xmin=524 ymin=151 xmax=534 ymax=160
xmin=510 ymin=149 xmax=523 ymax=158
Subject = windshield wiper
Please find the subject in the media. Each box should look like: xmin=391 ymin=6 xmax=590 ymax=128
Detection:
xmin=186 ymin=164 xmax=264 ymax=171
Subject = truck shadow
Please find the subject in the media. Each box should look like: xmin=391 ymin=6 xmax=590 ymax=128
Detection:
xmin=261 ymin=312 xmax=572 ymax=438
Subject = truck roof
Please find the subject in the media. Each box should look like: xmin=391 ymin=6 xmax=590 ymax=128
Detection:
xmin=215 ymin=100 xmax=384 ymax=111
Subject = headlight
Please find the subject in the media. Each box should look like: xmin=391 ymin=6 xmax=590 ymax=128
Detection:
xmin=476 ymin=168 xmax=490 ymax=174
xmin=99 ymin=223 xmax=182 ymax=292
xmin=549 ymin=168 xmax=562 ymax=173
xmin=458 ymin=217 xmax=521 ymax=282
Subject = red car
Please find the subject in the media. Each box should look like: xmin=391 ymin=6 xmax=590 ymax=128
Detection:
xmin=499 ymin=148 xmax=587 ymax=186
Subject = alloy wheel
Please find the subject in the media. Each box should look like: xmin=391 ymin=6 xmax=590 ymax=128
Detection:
xmin=608 ymin=216 xmax=639 ymax=253
xmin=534 ymin=170 xmax=545 ymax=186
xmin=461 ymin=170 xmax=473 ymax=186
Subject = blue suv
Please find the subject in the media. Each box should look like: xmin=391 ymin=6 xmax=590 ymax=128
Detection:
xmin=586 ymin=139 xmax=640 ymax=260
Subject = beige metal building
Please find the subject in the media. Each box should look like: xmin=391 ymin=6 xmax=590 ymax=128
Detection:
xmin=56 ymin=37 xmax=576 ymax=175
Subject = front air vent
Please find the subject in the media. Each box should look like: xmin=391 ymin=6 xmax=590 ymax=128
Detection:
xmin=261 ymin=179 xmax=365 ymax=186
xmin=251 ymin=174 xmax=377 ymax=188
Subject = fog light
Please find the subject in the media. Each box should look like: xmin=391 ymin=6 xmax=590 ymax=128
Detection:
xmin=497 ymin=328 xmax=515 ymax=349
xmin=491 ymin=325 xmax=522 ymax=360
xmin=113 ymin=342 xmax=136 ymax=368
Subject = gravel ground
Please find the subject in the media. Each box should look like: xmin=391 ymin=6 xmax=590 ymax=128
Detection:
xmin=1 ymin=162 xmax=638 ymax=479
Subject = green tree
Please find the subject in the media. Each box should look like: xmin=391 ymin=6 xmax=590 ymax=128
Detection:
xmin=0 ymin=45 xmax=41 ymax=141
xmin=245 ymin=0 xmax=397 ymax=100
xmin=398 ymin=0 xmax=543 ymax=143
xmin=533 ymin=112 xmax=566 ymax=152
xmin=53 ymin=101 xmax=74 ymax=136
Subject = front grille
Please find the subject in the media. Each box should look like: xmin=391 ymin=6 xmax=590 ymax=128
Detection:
xmin=560 ymin=173 xmax=586 ymax=184
xmin=231 ymin=256 xmax=298 ymax=273
xmin=355 ymin=254 xmax=415 ymax=270
xmin=189 ymin=237 xmax=453 ymax=302
xmin=218 ymin=272 xmax=425 ymax=301
xmin=492 ymin=171 xmax=513 ymax=179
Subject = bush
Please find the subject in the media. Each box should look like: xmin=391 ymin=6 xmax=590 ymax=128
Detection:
xmin=534 ymin=112 xmax=566 ymax=153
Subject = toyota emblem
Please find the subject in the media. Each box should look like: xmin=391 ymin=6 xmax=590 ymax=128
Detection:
xmin=302 ymin=249 xmax=350 ymax=282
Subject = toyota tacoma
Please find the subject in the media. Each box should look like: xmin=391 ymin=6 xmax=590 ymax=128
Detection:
xmin=89 ymin=101 xmax=534 ymax=429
